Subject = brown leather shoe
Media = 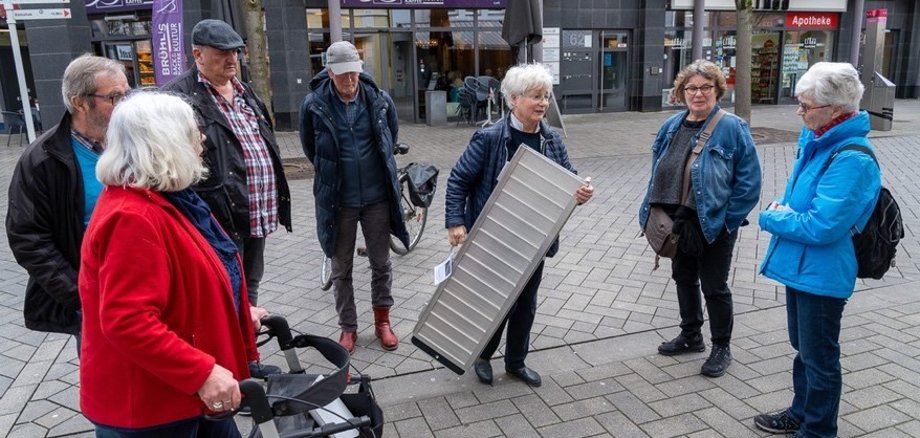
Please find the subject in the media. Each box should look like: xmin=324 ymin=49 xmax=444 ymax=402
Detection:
xmin=373 ymin=307 xmax=399 ymax=351
xmin=339 ymin=330 xmax=357 ymax=354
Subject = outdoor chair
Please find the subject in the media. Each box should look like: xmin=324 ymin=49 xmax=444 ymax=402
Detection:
xmin=2 ymin=111 xmax=26 ymax=147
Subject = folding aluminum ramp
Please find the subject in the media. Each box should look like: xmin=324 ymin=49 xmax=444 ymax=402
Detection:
xmin=411 ymin=146 xmax=585 ymax=375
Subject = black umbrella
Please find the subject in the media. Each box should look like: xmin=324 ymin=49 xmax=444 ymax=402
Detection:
xmin=502 ymin=0 xmax=543 ymax=62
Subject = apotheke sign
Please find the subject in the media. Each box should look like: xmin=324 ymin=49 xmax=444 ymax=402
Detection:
xmin=786 ymin=12 xmax=838 ymax=29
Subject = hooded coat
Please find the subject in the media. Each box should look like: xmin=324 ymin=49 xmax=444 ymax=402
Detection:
xmin=299 ymin=70 xmax=410 ymax=257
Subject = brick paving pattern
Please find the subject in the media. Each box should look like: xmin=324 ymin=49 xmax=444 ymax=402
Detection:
xmin=1 ymin=101 xmax=919 ymax=437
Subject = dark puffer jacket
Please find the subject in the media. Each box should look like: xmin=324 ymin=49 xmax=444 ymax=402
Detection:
xmin=162 ymin=66 xmax=292 ymax=243
xmin=445 ymin=113 xmax=577 ymax=258
xmin=299 ymin=70 xmax=409 ymax=257
xmin=6 ymin=113 xmax=84 ymax=334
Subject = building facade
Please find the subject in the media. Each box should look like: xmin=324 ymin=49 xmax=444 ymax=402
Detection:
xmin=1 ymin=0 xmax=918 ymax=130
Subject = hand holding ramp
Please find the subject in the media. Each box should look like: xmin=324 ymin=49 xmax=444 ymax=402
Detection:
xmin=411 ymin=146 xmax=586 ymax=374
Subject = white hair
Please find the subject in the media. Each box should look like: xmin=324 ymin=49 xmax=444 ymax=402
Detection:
xmin=795 ymin=62 xmax=864 ymax=112
xmin=96 ymin=92 xmax=207 ymax=192
xmin=501 ymin=63 xmax=553 ymax=108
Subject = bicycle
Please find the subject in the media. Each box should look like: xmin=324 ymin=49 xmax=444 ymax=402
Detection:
xmin=320 ymin=143 xmax=431 ymax=290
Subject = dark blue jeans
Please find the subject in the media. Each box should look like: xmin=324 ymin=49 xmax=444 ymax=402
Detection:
xmin=786 ymin=286 xmax=846 ymax=438
xmin=94 ymin=416 xmax=240 ymax=438
xmin=480 ymin=261 xmax=543 ymax=370
xmin=670 ymin=229 xmax=737 ymax=346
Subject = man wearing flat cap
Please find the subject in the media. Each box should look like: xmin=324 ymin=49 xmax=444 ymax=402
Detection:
xmin=299 ymin=41 xmax=409 ymax=354
xmin=162 ymin=20 xmax=290 ymax=376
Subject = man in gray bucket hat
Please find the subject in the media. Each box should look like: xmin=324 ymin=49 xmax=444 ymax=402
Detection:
xmin=299 ymin=41 xmax=408 ymax=354
xmin=162 ymin=19 xmax=289 ymax=379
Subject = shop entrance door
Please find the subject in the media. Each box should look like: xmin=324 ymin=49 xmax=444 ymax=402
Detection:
xmin=558 ymin=30 xmax=629 ymax=114
xmin=751 ymin=32 xmax=781 ymax=104
xmin=354 ymin=32 xmax=413 ymax=122
xmin=779 ymin=30 xmax=834 ymax=104
xmin=598 ymin=31 xmax=629 ymax=112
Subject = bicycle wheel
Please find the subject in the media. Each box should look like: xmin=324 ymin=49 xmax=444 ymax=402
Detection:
xmin=320 ymin=256 xmax=333 ymax=290
xmin=391 ymin=174 xmax=427 ymax=255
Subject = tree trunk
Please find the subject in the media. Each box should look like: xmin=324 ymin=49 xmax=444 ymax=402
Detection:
xmin=734 ymin=0 xmax=753 ymax=123
xmin=243 ymin=0 xmax=272 ymax=118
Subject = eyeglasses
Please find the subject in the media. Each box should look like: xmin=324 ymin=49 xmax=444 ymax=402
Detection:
xmin=87 ymin=91 xmax=129 ymax=106
xmin=525 ymin=93 xmax=551 ymax=102
xmin=797 ymin=102 xmax=831 ymax=114
xmin=684 ymin=85 xmax=715 ymax=95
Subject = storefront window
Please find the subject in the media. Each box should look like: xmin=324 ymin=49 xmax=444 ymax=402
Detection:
xmin=752 ymin=31 xmax=781 ymax=104
xmin=477 ymin=30 xmax=510 ymax=78
xmin=781 ymin=30 xmax=834 ymax=101
xmin=306 ymin=8 xmax=350 ymax=30
xmin=350 ymin=9 xmax=410 ymax=28
xmin=352 ymin=9 xmax=390 ymax=28
xmin=662 ymin=30 xmax=692 ymax=107
xmin=414 ymin=9 xmax=474 ymax=28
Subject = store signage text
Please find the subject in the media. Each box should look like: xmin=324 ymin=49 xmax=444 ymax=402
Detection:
xmin=786 ymin=12 xmax=838 ymax=29
xmin=671 ymin=0 xmax=845 ymax=12
xmin=340 ymin=0 xmax=505 ymax=8
xmin=85 ymin=0 xmax=153 ymax=14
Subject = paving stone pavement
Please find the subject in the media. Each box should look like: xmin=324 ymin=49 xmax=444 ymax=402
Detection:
xmin=1 ymin=100 xmax=919 ymax=437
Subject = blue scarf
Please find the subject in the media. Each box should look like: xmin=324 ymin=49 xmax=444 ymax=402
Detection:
xmin=164 ymin=189 xmax=242 ymax=310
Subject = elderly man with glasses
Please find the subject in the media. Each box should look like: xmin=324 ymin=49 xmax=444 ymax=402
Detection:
xmin=7 ymin=54 xmax=130 ymax=355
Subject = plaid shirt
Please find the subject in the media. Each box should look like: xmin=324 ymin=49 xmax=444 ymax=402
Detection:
xmin=199 ymin=73 xmax=278 ymax=238
xmin=71 ymin=130 xmax=103 ymax=154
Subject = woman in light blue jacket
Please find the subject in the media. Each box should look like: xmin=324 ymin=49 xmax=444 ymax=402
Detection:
xmin=638 ymin=60 xmax=761 ymax=379
xmin=754 ymin=62 xmax=881 ymax=438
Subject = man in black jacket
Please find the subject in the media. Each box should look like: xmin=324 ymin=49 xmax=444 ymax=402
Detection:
xmin=6 ymin=55 xmax=130 ymax=351
xmin=162 ymin=20 xmax=291 ymax=309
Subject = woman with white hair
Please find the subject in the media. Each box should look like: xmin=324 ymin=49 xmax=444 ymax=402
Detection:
xmin=79 ymin=92 xmax=261 ymax=437
xmin=755 ymin=62 xmax=882 ymax=438
xmin=445 ymin=63 xmax=594 ymax=387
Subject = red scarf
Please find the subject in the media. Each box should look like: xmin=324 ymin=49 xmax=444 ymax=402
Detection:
xmin=814 ymin=111 xmax=856 ymax=138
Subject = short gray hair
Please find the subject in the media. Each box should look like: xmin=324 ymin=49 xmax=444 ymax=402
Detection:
xmin=795 ymin=62 xmax=864 ymax=111
xmin=501 ymin=63 xmax=553 ymax=108
xmin=61 ymin=54 xmax=126 ymax=114
xmin=96 ymin=92 xmax=207 ymax=192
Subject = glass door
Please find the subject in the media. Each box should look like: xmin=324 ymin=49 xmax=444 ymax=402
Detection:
xmin=779 ymin=30 xmax=834 ymax=104
xmin=751 ymin=32 xmax=781 ymax=104
xmin=598 ymin=31 xmax=628 ymax=112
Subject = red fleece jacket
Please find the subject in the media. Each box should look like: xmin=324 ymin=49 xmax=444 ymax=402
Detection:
xmin=79 ymin=186 xmax=257 ymax=428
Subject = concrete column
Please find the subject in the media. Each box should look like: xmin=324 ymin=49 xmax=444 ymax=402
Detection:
xmin=849 ymin=0 xmax=864 ymax=67
xmin=692 ymin=0 xmax=704 ymax=60
xmin=265 ymin=0 xmax=310 ymax=130
xmin=22 ymin=1 xmax=92 ymax=124
xmin=328 ymin=0 xmax=342 ymax=42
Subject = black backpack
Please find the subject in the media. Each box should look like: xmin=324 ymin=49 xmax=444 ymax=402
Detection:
xmin=822 ymin=145 xmax=904 ymax=279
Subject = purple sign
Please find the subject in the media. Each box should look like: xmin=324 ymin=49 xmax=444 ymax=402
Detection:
xmin=152 ymin=0 xmax=185 ymax=86
xmin=340 ymin=0 xmax=505 ymax=7
xmin=85 ymin=0 xmax=154 ymax=14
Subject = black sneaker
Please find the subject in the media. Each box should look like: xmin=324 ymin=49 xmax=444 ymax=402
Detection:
xmin=658 ymin=333 xmax=705 ymax=356
xmin=700 ymin=344 xmax=731 ymax=377
xmin=753 ymin=409 xmax=800 ymax=434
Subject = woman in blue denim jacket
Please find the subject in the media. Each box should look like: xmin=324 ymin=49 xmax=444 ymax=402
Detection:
xmin=753 ymin=63 xmax=881 ymax=438
xmin=638 ymin=60 xmax=761 ymax=378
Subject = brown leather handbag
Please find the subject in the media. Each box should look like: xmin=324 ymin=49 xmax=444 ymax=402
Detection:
xmin=644 ymin=109 xmax=726 ymax=267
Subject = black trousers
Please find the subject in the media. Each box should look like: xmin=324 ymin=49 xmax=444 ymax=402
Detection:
xmin=670 ymin=229 xmax=737 ymax=346
xmin=480 ymin=261 xmax=543 ymax=370
xmin=241 ymin=236 xmax=266 ymax=306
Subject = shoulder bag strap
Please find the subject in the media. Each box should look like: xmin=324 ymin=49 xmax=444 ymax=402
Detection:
xmin=680 ymin=109 xmax=727 ymax=206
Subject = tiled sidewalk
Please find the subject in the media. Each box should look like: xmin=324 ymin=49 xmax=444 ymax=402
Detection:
xmin=1 ymin=101 xmax=919 ymax=437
